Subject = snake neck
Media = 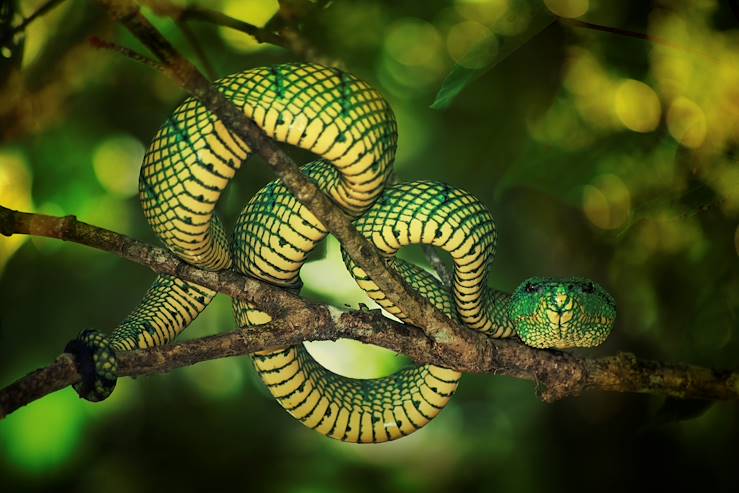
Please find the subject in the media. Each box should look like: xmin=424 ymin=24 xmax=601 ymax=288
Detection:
xmin=345 ymin=181 xmax=516 ymax=339
xmin=481 ymin=288 xmax=516 ymax=338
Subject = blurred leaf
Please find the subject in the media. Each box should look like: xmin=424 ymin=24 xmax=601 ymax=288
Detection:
xmin=494 ymin=125 xmax=675 ymax=216
xmin=496 ymin=133 xmax=630 ymax=204
xmin=645 ymin=398 xmax=714 ymax=429
xmin=2 ymin=1 xmax=739 ymax=490
xmin=430 ymin=8 xmax=554 ymax=110
xmin=0 ymin=388 xmax=87 ymax=473
xmin=0 ymin=0 xmax=24 ymax=84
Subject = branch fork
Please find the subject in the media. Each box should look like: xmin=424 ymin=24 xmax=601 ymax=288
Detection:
xmin=1 ymin=1 xmax=737 ymax=419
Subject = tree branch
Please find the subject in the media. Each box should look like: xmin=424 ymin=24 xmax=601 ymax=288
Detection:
xmin=2 ymin=1 xmax=736 ymax=420
xmin=559 ymin=17 xmax=714 ymax=60
xmin=177 ymin=6 xmax=284 ymax=47
xmin=88 ymin=35 xmax=167 ymax=73
xmin=0 ymin=0 xmax=67 ymax=47
xmin=1 ymin=206 xmax=738 ymax=418
xmin=91 ymin=0 xmax=480 ymax=363
xmin=422 ymin=244 xmax=454 ymax=289
xmin=141 ymin=0 xmax=331 ymax=64
xmin=175 ymin=20 xmax=217 ymax=80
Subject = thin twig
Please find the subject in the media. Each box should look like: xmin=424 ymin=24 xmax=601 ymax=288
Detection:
xmin=176 ymin=21 xmax=217 ymax=80
xmin=178 ymin=6 xmax=285 ymax=47
xmin=140 ymin=0 xmax=332 ymax=65
xmin=0 ymin=0 xmax=67 ymax=46
xmin=88 ymin=36 xmax=168 ymax=74
xmin=422 ymin=245 xmax=454 ymax=289
xmin=560 ymin=17 xmax=713 ymax=60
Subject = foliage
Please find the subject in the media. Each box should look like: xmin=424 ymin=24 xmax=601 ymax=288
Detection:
xmin=0 ymin=0 xmax=737 ymax=491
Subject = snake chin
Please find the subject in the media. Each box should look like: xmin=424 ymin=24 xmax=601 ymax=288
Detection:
xmin=508 ymin=276 xmax=616 ymax=349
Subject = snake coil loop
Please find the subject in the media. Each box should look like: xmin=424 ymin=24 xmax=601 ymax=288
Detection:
xmin=66 ymin=63 xmax=615 ymax=442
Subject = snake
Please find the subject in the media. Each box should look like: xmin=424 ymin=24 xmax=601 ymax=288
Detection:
xmin=65 ymin=63 xmax=616 ymax=443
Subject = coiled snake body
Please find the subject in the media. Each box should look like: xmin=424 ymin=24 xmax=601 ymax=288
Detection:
xmin=67 ymin=63 xmax=616 ymax=443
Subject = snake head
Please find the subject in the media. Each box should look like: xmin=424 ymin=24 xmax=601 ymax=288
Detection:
xmin=508 ymin=277 xmax=616 ymax=349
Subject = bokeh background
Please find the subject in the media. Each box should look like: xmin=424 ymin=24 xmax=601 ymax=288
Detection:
xmin=1 ymin=0 xmax=738 ymax=491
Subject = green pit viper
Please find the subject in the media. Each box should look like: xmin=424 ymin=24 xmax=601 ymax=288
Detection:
xmin=65 ymin=63 xmax=616 ymax=443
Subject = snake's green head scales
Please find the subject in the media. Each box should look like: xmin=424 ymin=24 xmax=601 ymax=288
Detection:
xmin=508 ymin=277 xmax=616 ymax=349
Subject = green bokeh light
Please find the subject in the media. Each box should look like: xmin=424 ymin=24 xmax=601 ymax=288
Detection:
xmin=2 ymin=1 xmax=738 ymax=490
xmin=0 ymin=387 xmax=86 ymax=474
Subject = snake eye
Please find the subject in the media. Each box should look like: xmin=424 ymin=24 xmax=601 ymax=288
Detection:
xmin=524 ymin=283 xmax=538 ymax=294
xmin=582 ymin=282 xmax=595 ymax=294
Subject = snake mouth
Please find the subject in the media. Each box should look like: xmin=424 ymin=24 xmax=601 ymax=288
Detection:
xmin=546 ymin=308 xmax=574 ymax=338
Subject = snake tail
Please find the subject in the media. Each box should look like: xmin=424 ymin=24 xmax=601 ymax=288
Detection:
xmin=235 ymin=175 xmax=511 ymax=442
xmin=64 ymin=330 xmax=117 ymax=401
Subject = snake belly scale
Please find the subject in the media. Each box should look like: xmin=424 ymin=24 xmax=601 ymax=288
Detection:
xmin=66 ymin=63 xmax=616 ymax=443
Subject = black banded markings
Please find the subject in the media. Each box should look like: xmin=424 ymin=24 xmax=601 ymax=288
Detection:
xmin=137 ymin=64 xmax=481 ymax=443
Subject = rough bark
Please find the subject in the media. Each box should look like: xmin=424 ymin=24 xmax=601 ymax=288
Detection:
xmin=1 ymin=1 xmax=736 ymax=421
xmin=92 ymin=0 xmax=478 ymax=362
xmin=1 ymin=206 xmax=738 ymax=419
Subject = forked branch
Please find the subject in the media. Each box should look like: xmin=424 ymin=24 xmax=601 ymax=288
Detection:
xmin=1 ymin=206 xmax=738 ymax=419
xmin=92 ymin=0 xmax=480 ymax=360
xmin=1 ymin=1 xmax=736 ymax=420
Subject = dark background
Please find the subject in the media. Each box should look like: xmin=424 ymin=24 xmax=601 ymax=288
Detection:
xmin=1 ymin=0 xmax=738 ymax=491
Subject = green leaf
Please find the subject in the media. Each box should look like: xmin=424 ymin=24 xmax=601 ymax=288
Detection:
xmin=494 ymin=129 xmax=670 ymax=205
xmin=430 ymin=9 xmax=555 ymax=110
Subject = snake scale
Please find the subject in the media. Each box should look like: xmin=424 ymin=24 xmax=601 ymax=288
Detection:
xmin=66 ymin=63 xmax=616 ymax=443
